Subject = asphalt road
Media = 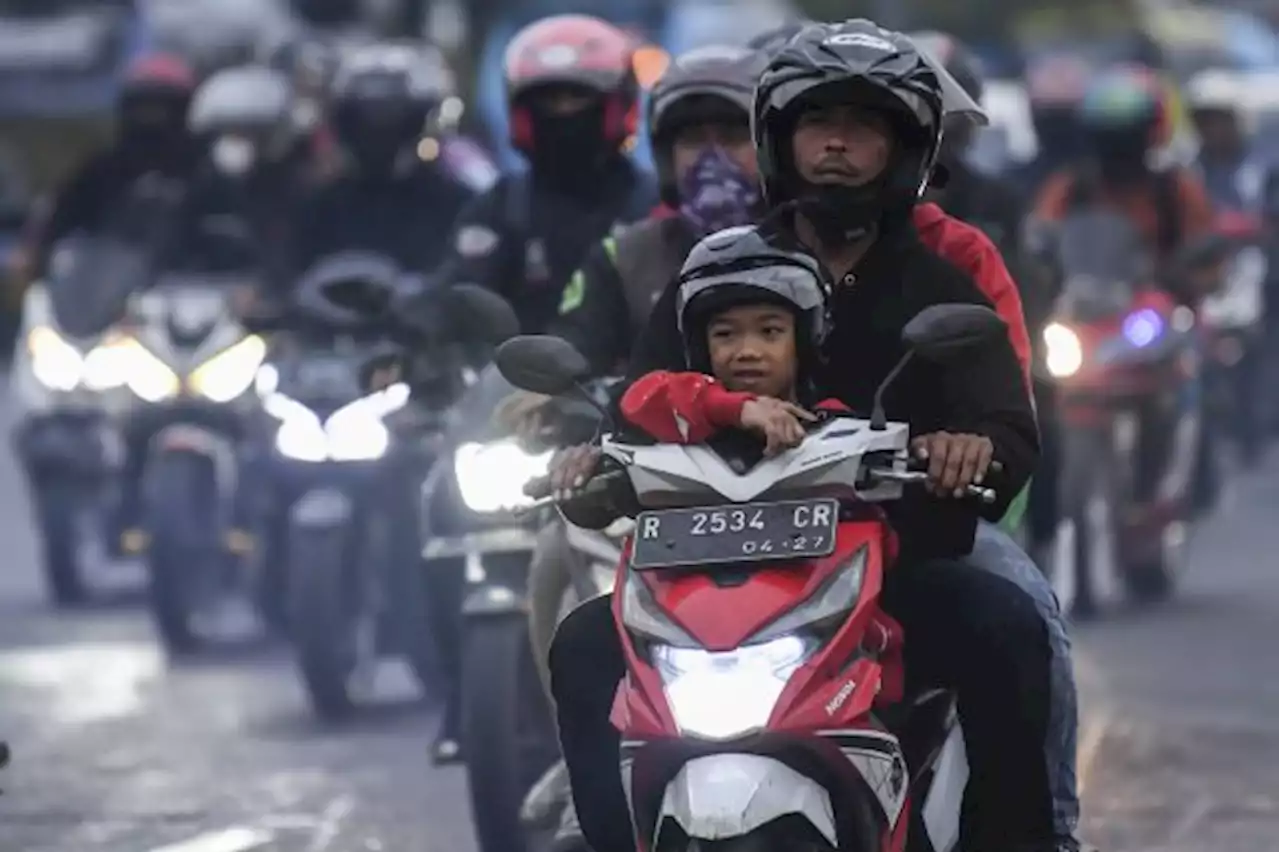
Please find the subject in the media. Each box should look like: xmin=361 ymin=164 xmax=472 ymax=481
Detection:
xmin=0 ymin=391 xmax=1273 ymax=852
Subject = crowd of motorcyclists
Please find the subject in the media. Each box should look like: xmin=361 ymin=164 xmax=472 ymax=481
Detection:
xmin=5 ymin=10 xmax=1277 ymax=852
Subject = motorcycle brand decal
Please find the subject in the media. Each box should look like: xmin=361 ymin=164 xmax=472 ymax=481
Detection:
xmin=824 ymin=679 xmax=857 ymax=716
xmin=456 ymin=225 xmax=500 ymax=258
xmin=824 ymin=32 xmax=896 ymax=52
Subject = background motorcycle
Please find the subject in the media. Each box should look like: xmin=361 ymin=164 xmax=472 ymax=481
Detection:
xmin=1199 ymin=209 xmax=1268 ymax=463
xmin=495 ymin=306 xmax=1005 ymax=852
xmin=1039 ymin=210 xmax=1202 ymax=616
xmin=119 ymin=219 xmax=268 ymax=652
xmin=9 ymin=234 xmax=137 ymax=605
xmin=417 ymin=358 xmax=561 ymax=852
xmin=256 ymin=255 xmax=512 ymax=719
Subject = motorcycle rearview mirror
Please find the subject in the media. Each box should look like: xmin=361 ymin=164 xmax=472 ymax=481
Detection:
xmin=868 ymin=304 xmax=1006 ymax=430
xmin=442 ymin=284 xmax=521 ymax=345
xmin=495 ymin=335 xmax=592 ymax=397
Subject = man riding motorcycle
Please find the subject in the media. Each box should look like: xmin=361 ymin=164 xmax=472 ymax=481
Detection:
xmin=548 ymin=43 xmax=769 ymax=375
xmin=432 ymin=14 xmax=658 ymax=335
xmin=546 ymin=20 xmax=1086 ymax=852
xmin=1031 ymin=65 xmax=1216 ymax=268
xmin=186 ymin=64 xmax=323 ymax=310
xmin=422 ymin=13 xmax=658 ymax=765
xmin=292 ymin=41 xmax=496 ymax=282
xmin=16 ymin=54 xmax=201 ymax=284
xmin=1030 ymin=65 xmax=1221 ymax=510
xmin=1187 ymin=69 xmax=1261 ymax=211
xmin=16 ymin=53 xmax=206 ymax=556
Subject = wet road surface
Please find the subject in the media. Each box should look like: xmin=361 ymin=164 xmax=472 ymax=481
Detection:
xmin=0 ymin=393 xmax=1273 ymax=851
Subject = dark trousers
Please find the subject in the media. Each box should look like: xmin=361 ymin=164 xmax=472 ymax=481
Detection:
xmin=550 ymin=525 xmax=1075 ymax=852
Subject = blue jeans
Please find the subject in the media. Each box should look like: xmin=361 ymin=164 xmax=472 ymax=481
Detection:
xmin=965 ymin=522 xmax=1080 ymax=838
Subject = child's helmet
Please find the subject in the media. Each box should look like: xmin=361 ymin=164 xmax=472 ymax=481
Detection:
xmin=676 ymin=224 xmax=830 ymax=372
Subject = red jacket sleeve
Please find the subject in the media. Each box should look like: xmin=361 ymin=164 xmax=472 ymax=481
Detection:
xmin=913 ymin=203 xmax=1033 ymax=386
xmin=620 ymin=371 xmax=755 ymax=443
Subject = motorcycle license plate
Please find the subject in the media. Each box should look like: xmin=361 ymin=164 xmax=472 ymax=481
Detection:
xmin=631 ymin=498 xmax=838 ymax=570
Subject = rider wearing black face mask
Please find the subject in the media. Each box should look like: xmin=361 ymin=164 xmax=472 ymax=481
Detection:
xmin=418 ymin=13 xmax=657 ymax=767
xmin=546 ymin=44 xmax=769 ymax=375
xmin=19 ymin=53 xmax=200 ymax=280
xmin=292 ymin=42 xmax=495 ymax=280
xmin=431 ymin=14 xmax=658 ymax=335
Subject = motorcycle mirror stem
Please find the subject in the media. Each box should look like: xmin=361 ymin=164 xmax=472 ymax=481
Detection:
xmin=868 ymin=349 xmax=914 ymax=432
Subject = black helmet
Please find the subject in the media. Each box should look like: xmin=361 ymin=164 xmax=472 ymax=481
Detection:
xmin=746 ymin=20 xmax=812 ymax=57
xmin=907 ymin=31 xmax=983 ymax=103
xmin=647 ymin=45 xmax=769 ymax=206
xmin=753 ymin=19 xmax=951 ymax=235
xmin=331 ymin=42 xmax=459 ymax=172
xmin=676 ymin=225 xmax=829 ymax=372
xmin=908 ymin=31 xmax=985 ymax=165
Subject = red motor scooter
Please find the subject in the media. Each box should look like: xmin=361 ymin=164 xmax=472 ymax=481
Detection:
xmin=496 ymin=303 xmax=1008 ymax=852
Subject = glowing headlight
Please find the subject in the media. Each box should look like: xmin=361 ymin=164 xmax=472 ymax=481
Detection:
xmin=190 ymin=335 xmax=267 ymax=402
xmin=1043 ymin=322 xmax=1084 ymax=378
xmin=27 ymin=326 xmax=83 ymax=391
xmin=654 ymin=634 xmax=814 ymax=740
xmin=269 ymin=383 xmax=409 ymax=462
xmin=27 ymin=326 xmax=132 ymax=392
xmin=111 ymin=337 xmax=180 ymax=401
xmin=454 ymin=440 xmax=553 ymax=513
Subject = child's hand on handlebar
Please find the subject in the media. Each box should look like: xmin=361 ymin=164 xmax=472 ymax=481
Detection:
xmin=911 ymin=432 xmax=995 ymax=498
xmin=738 ymin=398 xmax=816 ymax=457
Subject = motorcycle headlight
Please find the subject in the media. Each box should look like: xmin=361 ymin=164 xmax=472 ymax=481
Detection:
xmin=653 ymin=634 xmax=816 ymax=741
xmin=454 ymin=439 xmax=553 ymax=513
xmin=114 ymin=337 xmax=181 ymax=402
xmin=269 ymin=383 xmax=409 ymax=462
xmin=270 ymin=393 xmax=327 ymax=462
xmin=190 ymin=335 xmax=268 ymax=403
xmin=27 ymin=326 xmax=83 ymax=391
xmin=26 ymin=326 xmax=133 ymax=392
xmin=1043 ymin=322 xmax=1084 ymax=378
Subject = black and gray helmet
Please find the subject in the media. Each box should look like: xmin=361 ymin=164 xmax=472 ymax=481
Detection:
xmin=676 ymin=225 xmax=829 ymax=370
xmin=754 ymin=19 xmax=986 ymax=207
xmin=746 ymin=20 xmax=811 ymax=57
xmin=647 ymin=44 xmax=769 ymax=206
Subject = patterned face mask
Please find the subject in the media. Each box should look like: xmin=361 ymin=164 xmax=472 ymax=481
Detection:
xmin=677 ymin=147 xmax=760 ymax=236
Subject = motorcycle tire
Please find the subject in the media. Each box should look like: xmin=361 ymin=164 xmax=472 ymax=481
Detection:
xmin=34 ymin=482 xmax=88 ymax=606
xmin=461 ymin=616 xmax=560 ymax=852
xmin=289 ymin=524 xmax=365 ymax=721
xmin=145 ymin=455 xmax=216 ymax=653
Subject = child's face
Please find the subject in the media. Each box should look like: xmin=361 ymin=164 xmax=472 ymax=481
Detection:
xmin=706 ymin=304 xmax=799 ymax=398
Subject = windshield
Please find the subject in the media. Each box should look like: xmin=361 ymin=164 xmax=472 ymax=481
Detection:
xmin=1056 ymin=211 xmax=1148 ymax=318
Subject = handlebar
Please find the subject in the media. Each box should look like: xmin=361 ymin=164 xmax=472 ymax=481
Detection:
xmin=864 ymin=465 xmax=996 ymax=504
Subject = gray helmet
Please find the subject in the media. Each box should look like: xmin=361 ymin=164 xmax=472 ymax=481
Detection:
xmin=647 ymin=45 xmax=769 ymax=206
xmin=676 ymin=225 xmax=829 ymax=370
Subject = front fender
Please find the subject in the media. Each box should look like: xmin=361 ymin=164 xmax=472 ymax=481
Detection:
xmin=653 ymin=754 xmax=837 ymax=847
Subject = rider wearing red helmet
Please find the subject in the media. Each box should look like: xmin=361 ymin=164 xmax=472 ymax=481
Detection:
xmin=432 ymin=14 xmax=658 ymax=336
xmin=22 ymin=53 xmax=200 ymax=277
xmin=423 ymin=14 xmax=658 ymax=765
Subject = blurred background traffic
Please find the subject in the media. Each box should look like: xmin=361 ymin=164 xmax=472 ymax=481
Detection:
xmin=0 ymin=1 xmax=1274 ymax=851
